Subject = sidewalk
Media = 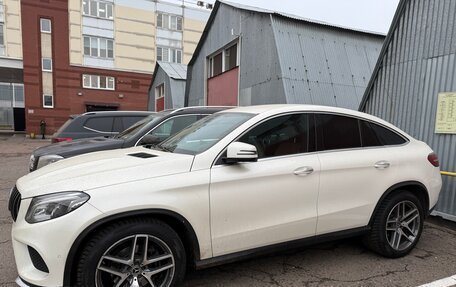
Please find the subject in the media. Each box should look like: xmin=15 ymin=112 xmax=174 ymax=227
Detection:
xmin=0 ymin=134 xmax=50 ymax=155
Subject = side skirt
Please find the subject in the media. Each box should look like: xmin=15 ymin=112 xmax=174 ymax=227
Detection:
xmin=195 ymin=226 xmax=370 ymax=270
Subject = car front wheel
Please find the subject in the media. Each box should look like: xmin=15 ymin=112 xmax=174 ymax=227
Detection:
xmin=75 ymin=218 xmax=186 ymax=287
xmin=364 ymin=191 xmax=424 ymax=258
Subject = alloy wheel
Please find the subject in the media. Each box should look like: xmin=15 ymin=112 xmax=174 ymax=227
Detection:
xmin=95 ymin=234 xmax=175 ymax=287
xmin=385 ymin=200 xmax=421 ymax=251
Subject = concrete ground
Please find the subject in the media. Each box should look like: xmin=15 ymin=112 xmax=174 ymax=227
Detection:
xmin=1 ymin=135 xmax=456 ymax=287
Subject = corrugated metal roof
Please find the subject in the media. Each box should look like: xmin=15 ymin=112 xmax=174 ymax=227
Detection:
xmin=220 ymin=0 xmax=386 ymax=36
xmin=157 ymin=62 xmax=187 ymax=80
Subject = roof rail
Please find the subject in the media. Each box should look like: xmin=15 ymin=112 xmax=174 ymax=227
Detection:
xmin=170 ymin=106 xmax=234 ymax=114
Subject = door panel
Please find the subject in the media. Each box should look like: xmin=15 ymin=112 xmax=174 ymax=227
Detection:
xmin=210 ymin=154 xmax=320 ymax=256
xmin=316 ymin=148 xmax=395 ymax=234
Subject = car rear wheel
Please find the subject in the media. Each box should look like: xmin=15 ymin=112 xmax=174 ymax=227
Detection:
xmin=75 ymin=218 xmax=186 ymax=287
xmin=364 ymin=191 xmax=424 ymax=258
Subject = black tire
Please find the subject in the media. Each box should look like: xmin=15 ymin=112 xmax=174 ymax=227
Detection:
xmin=364 ymin=191 xmax=424 ymax=258
xmin=75 ymin=217 xmax=186 ymax=287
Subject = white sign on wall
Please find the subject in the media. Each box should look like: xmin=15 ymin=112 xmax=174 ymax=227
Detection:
xmin=435 ymin=92 xmax=456 ymax=134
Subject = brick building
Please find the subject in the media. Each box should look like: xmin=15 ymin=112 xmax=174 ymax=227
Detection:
xmin=1 ymin=0 xmax=209 ymax=134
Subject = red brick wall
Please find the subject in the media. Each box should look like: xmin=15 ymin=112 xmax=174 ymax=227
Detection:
xmin=21 ymin=0 xmax=152 ymax=135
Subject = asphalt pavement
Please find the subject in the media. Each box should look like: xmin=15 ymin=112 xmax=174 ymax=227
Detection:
xmin=1 ymin=135 xmax=455 ymax=287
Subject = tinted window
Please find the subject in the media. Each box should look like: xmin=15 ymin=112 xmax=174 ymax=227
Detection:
xmin=239 ymin=114 xmax=311 ymax=158
xmin=316 ymin=114 xmax=361 ymax=151
xmin=360 ymin=120 xmax=381 ymax=147
xmin=112 ymin=117 xmax=124 ymax=133
xmin=122 ymin=116 xmax=145 ymax=130
xmin=84 ymin=117 xmax=113 ymax=132
xmin=371 ymin=122 xmax=406 ymax=145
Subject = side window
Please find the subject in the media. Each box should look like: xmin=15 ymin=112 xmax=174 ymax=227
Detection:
xmin=112 ymin=117 xmax=124 ymax=133
xmin=360 ymin=120 xmax=381 ymax=147
xmin=316 ymin=114 xmax=361 ymax=151
xmin=122 ymin=116 xmax=145 ymax=130
xmin=370 ymin=122 xmax=407 ymax=145
xmin=84 ymin=117 xmax=114 ymax=133
xmin=238 ymin=113 xmax=311 ymax=159
xmin=360 ymin=120 xmax=406 ymax=147
xmin=140 ymin=115 xmax=199 ymax=145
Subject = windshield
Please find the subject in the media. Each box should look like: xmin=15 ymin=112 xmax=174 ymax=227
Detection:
xmin=115 ymin=114 xmax=162 ymax=140
xmin=156 ymin=112 xmax=254 ymax=155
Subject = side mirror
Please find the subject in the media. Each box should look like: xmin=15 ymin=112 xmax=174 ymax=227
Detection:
xmin=223 ymin=142 xmax=258 ymax=164
xmin=140 ymin=134 xmax=161 ymax=145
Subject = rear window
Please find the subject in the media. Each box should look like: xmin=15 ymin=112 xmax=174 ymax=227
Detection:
xmin=84 ymin=117 xmax=114 ymax=132
xmin=370 ymin=122 xmax=407 ymax=145
xmin=55 ymin=117 xmax=74 ymax=133
xmin=123 ymin=116 xmax=145 ymax=130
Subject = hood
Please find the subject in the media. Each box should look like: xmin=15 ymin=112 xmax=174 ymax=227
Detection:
xmin=17 ymin=146 xmax=194 ymax=198
xmin=33 ymin=137 xmax=125 ymax=158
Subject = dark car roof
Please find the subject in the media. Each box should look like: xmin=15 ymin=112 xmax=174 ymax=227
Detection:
xmin=79 ymin=111 xmax=155 ymax=117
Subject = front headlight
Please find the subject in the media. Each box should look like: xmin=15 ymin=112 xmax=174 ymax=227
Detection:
xmin=25 ymin=191 xmax=90 ymax=223
xmin=36 ymin=154 xmax=64 ymax=170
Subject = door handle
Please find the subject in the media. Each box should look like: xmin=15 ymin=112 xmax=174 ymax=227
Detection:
xmin=374 ymin=161 xmax=390 ymax=169
xmin=293 ymin=166 xmax=314 ymax=176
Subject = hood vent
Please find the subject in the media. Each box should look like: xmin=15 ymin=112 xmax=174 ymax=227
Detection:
xmin=128 ymin=152 xmax=157 ymax=159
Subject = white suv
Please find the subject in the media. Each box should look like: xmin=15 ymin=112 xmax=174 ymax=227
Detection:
xmin=10 ymin=105 xmax=441 ymax=287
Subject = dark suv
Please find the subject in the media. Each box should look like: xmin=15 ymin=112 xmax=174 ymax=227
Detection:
xmin=30 ymin=107 xmax=228 ymax=171
xmin=51 ymin=111 xmax=155 ymax=143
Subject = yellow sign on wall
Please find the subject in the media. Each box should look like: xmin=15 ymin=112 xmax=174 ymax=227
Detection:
xmin=435 ymin=92 xmax=456 ymax=134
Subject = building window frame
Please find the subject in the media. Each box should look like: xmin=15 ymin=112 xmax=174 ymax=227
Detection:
xmin=83 ymin=0 xmax=114 ymax=20
xmin=82 ymin=74 xmax=115 ymax=90
xmin=43 ymin=94 xmax=54 ymax=108
xmin=156 ymin=46 xmax=182 ymax=64
xmin=42 ymin=58 xmax=53 ymax=72
xmin=40 ymin=18 xmax=52 ymax=33
xmin=207 ymin=41 xmax=239 ymax=78
xmin=83 ymin=36 xmax=114 ymax=59
xmin=157 ymin=12 xmax=183 ymax=31
xmin=155 ymin=84 xmax=165 ymax=99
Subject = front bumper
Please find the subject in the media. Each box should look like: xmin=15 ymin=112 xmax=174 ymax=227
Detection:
xmin=16 ymin=277 xmax=47 ymax=287
xmin=12 ymin=198 xmax=103 ymax=286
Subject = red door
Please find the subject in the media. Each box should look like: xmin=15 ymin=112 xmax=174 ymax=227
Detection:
xmin=156 ymin=97 xmax=164 ymax=111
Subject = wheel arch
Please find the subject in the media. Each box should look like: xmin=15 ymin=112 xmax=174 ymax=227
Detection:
xmin=368 ymin=181 xmax=430 ymax=227
xmin=63 ymin=209 xmax=201 ymax=287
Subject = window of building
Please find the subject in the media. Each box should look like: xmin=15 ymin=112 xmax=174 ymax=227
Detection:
xmin=43 ymin=94 xmax=53 ymax=108
xmin=12 ymin=84 xmax=24 ymax=108
xmin=42 ymin=58 xmax=52 ymax=72
xmin=83 ymin=0 xmax=113 ymax=19
xmin=83 ymin=36 xmax=114 ymax=59
xmin=0 ymin=23 xmax=4 ymax=51
xmin=155 ymin=84 xmax=165 ymax=99
xmin=208 ymin=43 xmax=238 ymax=78
xmin=0 ymin=3 xmax=5 ymax=23
xmin=157 ymin=13 xmax=183 ymax=31
xmin=40 ymin=18 xmax=51 ymax=33
xmin=156 ymin=46 xmax=182 ymax=63
xmin=83 ymin=74 xmax=115 ymax=90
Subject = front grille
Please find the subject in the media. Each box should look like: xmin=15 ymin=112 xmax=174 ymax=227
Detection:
xmin=8 ymin=186 xmax=21 ymax=221
xmin=28 ymin=246 xmax=49 ymax=273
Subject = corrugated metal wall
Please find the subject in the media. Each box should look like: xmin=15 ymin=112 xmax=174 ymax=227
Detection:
xmin=362 ymin=0 xmax=456 ymax=220
xmin=149 ymin=66 xmax=188 ymax=111
xmin=271 ymin=17 xmax=383 ymax=109
xmin=185 ymin=2 xmax=383 ymax=109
